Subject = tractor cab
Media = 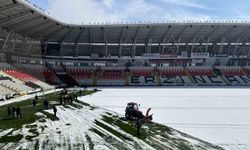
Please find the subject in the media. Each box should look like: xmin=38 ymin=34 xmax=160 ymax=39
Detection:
xmin=125 ymin=102 xmax=143 ymax=120
xmin=127 ymin=102 xmax=139 ymax=110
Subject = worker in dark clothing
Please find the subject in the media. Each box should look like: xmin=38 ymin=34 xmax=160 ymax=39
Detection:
xmin=53 ymin=105 xmax=57 ymax=117
xmin=69 ymin=95 xmax=73 ymax=104
xmin=136 ymin=119 xmax=142 ymax=138
xmin=68 ymin=95 xmax=71 ymax=104
xmin=63 ymin=96 xmax=67 ymax=105
xmin=67 ymin=95 xmax=70 ymax=103
xmin=7 ymin=107 xmax=11 ymax=118
xmin=74 ymin=92 xmax=77 ymax=101
xmin=16 ymin=107 xmax=22 ymax=118
xmin=35 ymin=95 xmax=38 ymax=102
xmin=44 ymin=99 xmax=49 ymax=109
xmin=59 ymin=96 xmax=63 ymax=105
xmin=12 ymin=106 xmax=16 ymax=118
xmin=61 ymin=90 xmax=64 ymax=96
xmin=32 ymin=99 xmax=37 ymax=108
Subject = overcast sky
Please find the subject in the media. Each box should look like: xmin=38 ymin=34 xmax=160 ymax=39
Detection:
xmin=29 ymin=0 xmax=250 ymax=24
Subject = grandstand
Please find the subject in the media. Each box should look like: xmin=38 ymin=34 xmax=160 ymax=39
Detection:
xmin=1 ymin=0 xmax=250 ymax=97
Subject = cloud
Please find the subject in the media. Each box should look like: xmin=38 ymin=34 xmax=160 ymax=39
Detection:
xmin=45 ymin=0 xmax=216 ymax=24
xmin=47 ymin=0 xmax=162 ymax=24
xmin=102 ymin=0 xmax=114 ymax=8
xmin=158 ymin=0 xmax=209 ymax=9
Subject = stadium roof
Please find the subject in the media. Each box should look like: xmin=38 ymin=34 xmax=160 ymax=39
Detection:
xmin=1 ymin=0 xmax=250 ymax=45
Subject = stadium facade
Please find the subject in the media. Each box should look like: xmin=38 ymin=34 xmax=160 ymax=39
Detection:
xmin=1 ymin=0 xmax=250 ymax=98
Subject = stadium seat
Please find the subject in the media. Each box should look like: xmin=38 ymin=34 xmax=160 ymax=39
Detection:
xmin=4 ymin=70 xmax=38 ymax=82
xmin=130 ymin=67 xmax=153 ymax=76
xmin=187 ymin=67 xmax=214 ymax=76
xmin=160 ymin=67 xmax=186 ymax=76
xmin=216 ymin=66 xmax=244 ymax=76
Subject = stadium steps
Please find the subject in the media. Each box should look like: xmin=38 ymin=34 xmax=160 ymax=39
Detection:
xmin=60 ymin=64 xmax=79 ymax=86
xmin=153 ymin=68 xmax=161 ymax=86
xmin=92 ymin=69 xmax=99 ymax=86
xmin=220 ymin=58 xmax=230 ymax=66
xmin=0 ymin=82 xmax=18 ymax=93
xmin=241 ymin=66 xmax=248 ymax=76
xmin=213 ymin=68 xmax=230 ymax=85
xmin=124 ymin=70 xmax=130 ymax=86
xmin=45 ymin=63 xmax=67 ymax=86
xmin=211 ymin=67 xmax=217 ymax=76
xmin=183 ymin=67 xmax=195 ymax=84
xmin=206 ymin=58 xmax=217 ymax=66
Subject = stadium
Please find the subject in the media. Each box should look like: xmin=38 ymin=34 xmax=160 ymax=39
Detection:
xmin=0 ymin=0 xmax=250 ymax=150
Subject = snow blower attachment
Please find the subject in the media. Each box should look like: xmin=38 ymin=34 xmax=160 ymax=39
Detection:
xmin=125 ymin=102 xmax=153 ymax=122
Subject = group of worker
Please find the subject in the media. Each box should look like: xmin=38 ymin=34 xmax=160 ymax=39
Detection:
xmin=7 ymin=106 xmax=22 ymax=119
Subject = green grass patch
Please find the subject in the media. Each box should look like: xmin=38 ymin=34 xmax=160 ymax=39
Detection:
xmin=42 ymin=111 xmax=59 ymax=121
xmin=90 ymin=128 xmax=105 ymax=137
xmin=28 ymin=128 xmax=39 ymax=135
xmin=177 ymin=142 xmax=192 ymax=150
xmin=26 ymin=124 xmax=38 ymax=128
xmin=34 ymin=139 xmax=39 ymax=150
xmin=102 ymin=115 xmax=147 ymax=140
xmin=25 ymin=135 xmax=37 ymax=141
xmin=145 ymin=122 xmax=173 ymax=136
xmin=95 ymin=120 xmax=132 ymax=141
xmin=0 ymin=134 xmax=23 ymax=143
xmin=85 ymin=134 xmax=94 ymax=150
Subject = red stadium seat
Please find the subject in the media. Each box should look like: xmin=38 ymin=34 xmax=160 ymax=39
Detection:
xmin=161 ymin=68 xmax=186 ymax=76
xmin=187 ymin=68 xmax=214 ymax=76
xmin=4 ymin=70 xmax=38 ymax=82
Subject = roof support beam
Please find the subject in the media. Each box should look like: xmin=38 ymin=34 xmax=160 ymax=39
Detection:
xmin=58 ymin=27 xmax=75 ymax=43
xmin=75 ymin=28 xmax=86 ymax=44
xmin=1 ymin=30 xmax=13 ymax=51
xmin=229 ymin=27 xmax=250 ymax=43
xmin=43 ymin=42 xmax=48 ymax=56
xmin=176 ymin=26 xmax=189 ymax=54
xmin=233 ymin=39 xmax=240 ymax=56
xmin=119 ymin=27 xmax=125 ymax=57
xmin=74 ymin=28 xmax=86 ymax=57
xmin=43 ymin=26 xmax=65 ymax=42
xmin=132 ymin=26 xmax=141 ymax=57
xmin=89 ymin=28 xmax=92 ymax=54
xmin=11 ymin=33 xmax=18 ymax=51
xmin=206 ymin=26 xmax=221 ymax=41
xmin=191 ymin=26 xmax=204 ymax=53
xmin=160 ymin=26 xmax=172 ymax=53
xmin=104 ymin=27 xmax=108 ymax=57
xmin=60 ymin=43 xmax=64 ymax=57
xmin=215 ymin=26 xmax=235 ymax=42
xmin=146 ymin=26 xmax=157 ymax=53
xmin=217 ymin=26 xmax=236 ymax=53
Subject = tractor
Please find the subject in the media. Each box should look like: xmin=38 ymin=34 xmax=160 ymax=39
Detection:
xmin=125 ymin=102 xmax=153 ymax=122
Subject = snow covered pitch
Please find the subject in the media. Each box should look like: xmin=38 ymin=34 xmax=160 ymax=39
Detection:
xmin=0 ymin=90 xmax=222 ymax=150
xmin=80 ymin=88 xmax=250 ymax=150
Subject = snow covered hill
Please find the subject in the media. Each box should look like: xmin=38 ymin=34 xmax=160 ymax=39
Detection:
xmin=0 ymin=94 xmax=223 ymax=150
